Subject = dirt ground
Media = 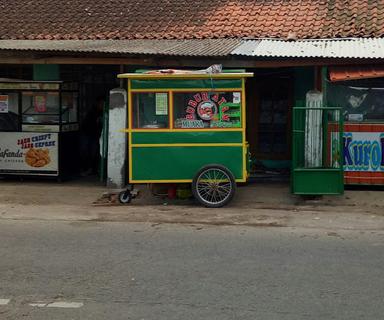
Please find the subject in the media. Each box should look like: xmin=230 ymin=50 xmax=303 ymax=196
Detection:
xmin=1 ymin=176 xmax=384 ymax=230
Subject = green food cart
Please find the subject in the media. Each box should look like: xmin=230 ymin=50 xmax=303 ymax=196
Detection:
xmin=117 ymin=71 xmax=253 ymax=207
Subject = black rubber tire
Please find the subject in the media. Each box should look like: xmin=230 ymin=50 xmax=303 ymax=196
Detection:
xmin=192 ymin=164 xmax=236 ymax=208
xmin=118 ymin=191 xmax=132 ymax=204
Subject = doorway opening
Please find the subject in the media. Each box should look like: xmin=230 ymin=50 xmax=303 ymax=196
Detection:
xmin=246 ymin=69 xmax=294 ymax=181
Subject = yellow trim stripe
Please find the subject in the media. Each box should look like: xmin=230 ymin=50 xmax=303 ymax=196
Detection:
xmin=131 ymin=143 xmax=243 ymax=148
xmin=131 ymin=179 xmax=193 ymax=183
xmin=131 ymin=88 xmax=242 ymax=93
xmin=129 ymin=179 xmax=246 ymax=183
xmin=123 ymin=128 xmax=243 ymax=133
xmin=169 ymin=90 xmax=174 ymax=129
xmin=128 ymin=79 xmax=133 ymax=182
xmin=241 ymin=78 xmax=247 ymax=181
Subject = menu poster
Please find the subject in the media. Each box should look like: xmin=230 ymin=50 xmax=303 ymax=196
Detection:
xmin=34 ymin=95 xmax=47 ymax=113
xmin=233 ymin=92 xmax=241 ymax=104
xmin=155 ymin=93 xmax=168 ymax=115
xmin=0 ymin=95 xmax=9 ymax=113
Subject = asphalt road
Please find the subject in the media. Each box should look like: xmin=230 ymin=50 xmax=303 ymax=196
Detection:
xmin=0 ymin=221 xmax=383 ymax=320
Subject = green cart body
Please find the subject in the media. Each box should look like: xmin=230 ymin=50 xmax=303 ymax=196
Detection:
xmin=117 ymin=72 xmax=253 ymax=207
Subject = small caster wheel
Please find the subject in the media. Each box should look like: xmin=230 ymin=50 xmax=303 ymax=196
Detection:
xmin=119 ymin=190 xmax=132 ymax=204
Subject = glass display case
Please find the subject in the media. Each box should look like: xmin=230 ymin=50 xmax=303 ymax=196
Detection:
xmin=0 ymin=80 xmax=79 ymax=177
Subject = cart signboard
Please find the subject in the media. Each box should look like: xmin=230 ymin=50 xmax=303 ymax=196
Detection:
xmin=0 ymin=132 xmax=58 ymax=176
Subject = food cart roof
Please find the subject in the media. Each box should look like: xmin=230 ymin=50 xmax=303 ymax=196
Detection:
xmin=117 ymin=72 xmax=254 ymax=80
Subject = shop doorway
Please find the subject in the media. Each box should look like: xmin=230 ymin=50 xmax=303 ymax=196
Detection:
xmin=61 ymin=65 xmax=120 ymax=180
xmin=247 ymin=70 xmax=293 ymax=179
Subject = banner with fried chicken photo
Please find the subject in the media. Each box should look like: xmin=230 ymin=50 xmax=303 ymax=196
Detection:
xmin=0 ymin=132 xmax=58 ymax=175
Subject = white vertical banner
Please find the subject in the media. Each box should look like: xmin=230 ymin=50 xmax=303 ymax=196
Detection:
xmin=107 ymin=88 xmax=127 ymax=188
xmin=305 ymin=91 xmax=323 ymax=168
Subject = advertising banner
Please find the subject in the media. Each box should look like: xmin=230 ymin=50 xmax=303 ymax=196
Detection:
xmin=332 ymin=123 xmax=384 ymax=185
xmin=0 ymin=132 xmax=58 ymax=175
xmin=343 ymin=131 xmax=384 ymax=172
xmin=0 ymin=95 xmax=9 ymax=113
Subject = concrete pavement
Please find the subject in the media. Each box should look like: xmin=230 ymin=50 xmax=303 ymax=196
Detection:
xmin=1 ymin=179 xmax=384 ymax=230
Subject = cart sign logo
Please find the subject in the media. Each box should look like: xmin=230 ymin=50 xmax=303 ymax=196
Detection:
xmin=197 ymin=101 xmax=217 ymax=121
xmin=343 ymin=132 xmax=384 ymax=171
xmin=186 ymin=92 xmax=226 ymax=121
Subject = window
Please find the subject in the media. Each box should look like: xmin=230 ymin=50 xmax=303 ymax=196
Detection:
xmin=132 ymin=92 xmax=169 ymax=129
xmin=173 ymin=91 xmax=242 ymax=129
xmin=327 ymin=80 xmax=384 ymax=122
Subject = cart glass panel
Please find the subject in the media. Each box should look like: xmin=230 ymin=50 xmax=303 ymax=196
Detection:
xmin=173 ymin=91 xmax=242 ymax=129
xmin=132 ymin=92 xmax=169 ymax=129
xmin=0 ymin=93 xmax=19 ymax=131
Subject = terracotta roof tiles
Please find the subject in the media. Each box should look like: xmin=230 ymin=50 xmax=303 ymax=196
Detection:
xmin=1 ymin=0 xmax=384 ymax=40
xmin=329 ymin=65 xmax=384 ymax=81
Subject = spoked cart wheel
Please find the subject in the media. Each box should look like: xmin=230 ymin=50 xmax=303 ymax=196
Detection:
xmin=192 ymin=164 xmax=236 ymax=208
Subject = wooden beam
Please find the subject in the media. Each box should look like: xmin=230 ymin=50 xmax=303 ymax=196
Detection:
xmin=0 ymin=53 xmax=383 ymax=68
xmin=0 ymin=56 xmax=155 ymax=65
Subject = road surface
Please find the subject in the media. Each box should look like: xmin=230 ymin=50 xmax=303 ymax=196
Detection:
xmin=0 ymin=220 xmax=383 ymax=320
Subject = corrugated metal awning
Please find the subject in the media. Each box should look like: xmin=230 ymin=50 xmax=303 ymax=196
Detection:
xmin=0 ymin=38 xmax=384 ymax=59
xmin=232 ymin=38 xmax=384 ymax=59
xmin=329 ymin=65 xmax=384 ymax=81
xmin=0 ymin=39 xmax=241 ymax=57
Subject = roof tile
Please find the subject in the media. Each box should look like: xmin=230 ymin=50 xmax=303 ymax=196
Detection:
xmin=0 ymin=0 xmax=383 ymax=40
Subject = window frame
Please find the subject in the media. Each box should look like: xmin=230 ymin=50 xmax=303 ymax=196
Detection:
xmin=129 ymin=88 xmax=244 ymax=131
xmin=130 ymin=91 xmax=171 ymax=130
